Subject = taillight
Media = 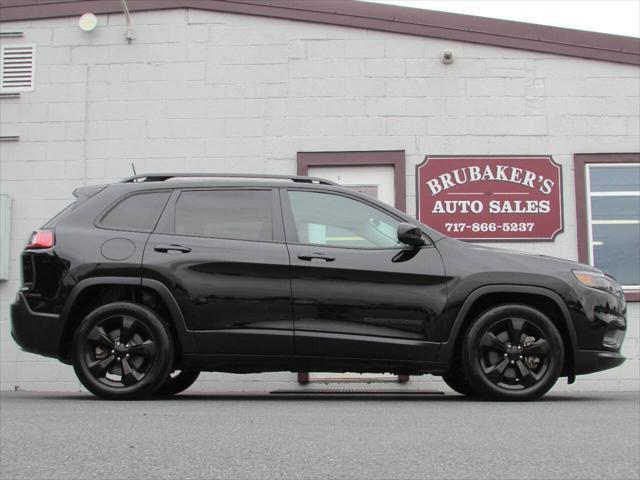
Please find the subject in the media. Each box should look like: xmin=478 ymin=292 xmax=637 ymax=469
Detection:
xmin=26 ymin=230 xmax=55 ymax=249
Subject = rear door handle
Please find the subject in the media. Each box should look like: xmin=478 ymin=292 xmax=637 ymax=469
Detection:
xmin=297 ymin=254 xmax=335 ymax=263
xmin=154 ymin=244 xmax=192 ymax=254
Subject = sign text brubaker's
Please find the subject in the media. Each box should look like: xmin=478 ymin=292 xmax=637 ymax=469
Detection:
xmin=416 ymin=156 xmax=563 ymax=240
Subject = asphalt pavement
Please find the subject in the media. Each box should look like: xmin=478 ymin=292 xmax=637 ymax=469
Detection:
xmin=1 ymin=390 xmax=638 ymax=480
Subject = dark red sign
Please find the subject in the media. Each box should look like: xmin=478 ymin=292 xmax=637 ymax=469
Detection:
xmin=416 ymin=156 xmax=563 ymax=241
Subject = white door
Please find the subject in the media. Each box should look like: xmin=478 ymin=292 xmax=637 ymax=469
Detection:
xmin=308 ymin=166 xmax=396 ymax=206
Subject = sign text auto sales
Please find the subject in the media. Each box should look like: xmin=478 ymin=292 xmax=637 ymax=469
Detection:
xmin=416 ymin=156 xmax=563 ymax=240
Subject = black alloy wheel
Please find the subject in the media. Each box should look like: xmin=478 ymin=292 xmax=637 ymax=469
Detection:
xmin=462 ymin=304 xmax=564 ymax=401
xmin=72 ymin=302 xmax=173 ymax=400
xmin=154 ymin=369 xmax=201 ymax=396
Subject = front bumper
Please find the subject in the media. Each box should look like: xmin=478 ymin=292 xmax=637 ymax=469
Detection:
xmin=570 ymin=286 xmax=626 ymax=377
xmin=11 ymin=291 xmax=63 ymax=359
xmin=574 ymin=349 xmax=626 ymax=375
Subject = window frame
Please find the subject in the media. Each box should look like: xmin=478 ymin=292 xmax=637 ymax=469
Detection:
xmin=281 ymin=188 xmax=423 ymax=250
xmin=574 ymin=153 xmax=640 ymax=301
xmin=154 ymin=187 xmax=284 ymax=244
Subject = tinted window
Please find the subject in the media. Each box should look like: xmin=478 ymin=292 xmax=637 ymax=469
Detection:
xmin=174 ymin=189 xmax=272 ymax=241
xmin=101 ymin=191 xmax=170 ymax=232
xmin=288 ymin=191 xmax=402 ymax=248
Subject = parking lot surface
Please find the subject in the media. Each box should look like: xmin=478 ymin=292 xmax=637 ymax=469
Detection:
xmin=1 ymin=390 xmax=638 ymax=480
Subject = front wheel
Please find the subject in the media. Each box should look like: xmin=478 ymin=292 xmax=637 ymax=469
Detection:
xmin=462 ymin=304 xmax=564 ymax=401
xmin=154 ymin=370 xmax=200 ymax=396
xmin=72 ymin=302 xmax=173 ymax=400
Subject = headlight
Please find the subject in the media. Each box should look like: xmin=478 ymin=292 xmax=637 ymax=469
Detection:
xmin=572 ymin=270 xmax=621 ymax=296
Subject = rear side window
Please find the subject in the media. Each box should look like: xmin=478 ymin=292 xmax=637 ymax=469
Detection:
xmin=100 ymin=191 xmax=170 ymax=232
xmin=174 ymin=189 xmax=272 ymax=241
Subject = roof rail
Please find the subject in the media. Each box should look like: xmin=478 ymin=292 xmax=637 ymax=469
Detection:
xmin=120 ymin=173 xmax=338 ymax=186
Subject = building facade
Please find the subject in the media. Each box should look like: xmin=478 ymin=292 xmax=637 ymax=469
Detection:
xmin=0 ymin=0 xmax=638 ymax=392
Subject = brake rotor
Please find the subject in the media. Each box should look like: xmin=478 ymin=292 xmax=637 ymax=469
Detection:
xmin=523 ymin=335 xmax=540 ymax=369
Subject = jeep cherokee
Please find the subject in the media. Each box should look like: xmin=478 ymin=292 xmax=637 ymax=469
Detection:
xmin=11 ymin=173 xmax=627 ymax=400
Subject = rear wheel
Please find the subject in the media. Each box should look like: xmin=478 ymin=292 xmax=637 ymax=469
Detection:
xmin=154 ymin=369 xmax=200 ymax=396
xmin=441 ymin=370 xmax=475 ymax=396
xmin=72 ymin=302 xmax=173 ymax=400
xmin=462 ymin=304 xmax=564 ymax=401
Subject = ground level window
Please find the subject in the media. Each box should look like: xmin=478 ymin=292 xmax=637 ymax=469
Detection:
xmin=575 ymin=154 xmax=640 ymax=301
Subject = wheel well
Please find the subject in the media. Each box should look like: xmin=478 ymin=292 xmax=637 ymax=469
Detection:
xmin=59 ymin=284 xmax=183 ymax=365
xmin=450 ymin=292 xmax=574 ymax=379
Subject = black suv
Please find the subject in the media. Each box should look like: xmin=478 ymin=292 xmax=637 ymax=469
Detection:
xmin=11 ymin=173 xmax=627 ymax=400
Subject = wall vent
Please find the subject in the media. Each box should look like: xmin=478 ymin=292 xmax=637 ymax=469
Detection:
xmin=0 ymin=44 xmax=35 ymax=93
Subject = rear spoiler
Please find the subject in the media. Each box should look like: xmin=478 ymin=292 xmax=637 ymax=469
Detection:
xmin=72 ymin=184 xmax=107 ymax=202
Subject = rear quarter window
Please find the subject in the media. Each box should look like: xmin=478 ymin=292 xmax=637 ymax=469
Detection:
xmin=99 ymin=191 xmax=171 ymax=232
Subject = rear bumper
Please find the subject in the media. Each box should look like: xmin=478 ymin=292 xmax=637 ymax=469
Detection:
xmin=10 ymin=291 xmax=63 ymax=359
xmin=574 ymin=349 xmax=626 ymax=375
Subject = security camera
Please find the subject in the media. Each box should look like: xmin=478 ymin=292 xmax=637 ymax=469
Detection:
xmin=441 ymin=49 xmax=454 ymax=64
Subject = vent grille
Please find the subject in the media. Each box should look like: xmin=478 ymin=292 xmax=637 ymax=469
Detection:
xmin=0 ymin=44 xmax=35 ymax=93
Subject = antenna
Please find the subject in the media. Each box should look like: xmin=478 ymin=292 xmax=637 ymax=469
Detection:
xmin=131 ymin=163 xmax=137 ymax=176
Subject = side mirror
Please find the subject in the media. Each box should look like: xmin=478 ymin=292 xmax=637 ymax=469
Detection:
xmin=397 ymin=223 xmax=426 ymax=248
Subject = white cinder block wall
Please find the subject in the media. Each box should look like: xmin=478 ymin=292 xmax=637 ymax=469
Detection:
xmin=0 ymin=9 xmax=638 ymax=392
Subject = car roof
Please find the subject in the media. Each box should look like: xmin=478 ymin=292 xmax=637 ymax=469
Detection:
xmin=111 ymin=172 xmax=349 ymax=194
xmin=120 ymin=173 xmax=338 ymax=185
xmin=110 ymin=178 xmax=339 ymax=190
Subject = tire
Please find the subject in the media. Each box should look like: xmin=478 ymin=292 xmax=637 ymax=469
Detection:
xmin=441 ymin=370 xmax=475 ymax=396
xmin=154 ymin=370 xmax=200 ymax=396
xmin=72 ymin=302 xmax=174 ymax=400
xmin=462 ymin=304 xmax=564 ymax=401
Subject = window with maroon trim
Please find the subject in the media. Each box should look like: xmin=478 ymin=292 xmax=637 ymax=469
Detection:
xmin=574 ymin=153 xmax=640 ymax=301
xmin=297 ymin=151 xmax=406 ymax=212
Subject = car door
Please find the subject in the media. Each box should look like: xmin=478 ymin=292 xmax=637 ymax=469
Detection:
xmin=143 ymin=187 xmax=293 ymax=356
xmin=282 ymin=188 xmax=448 ymax=362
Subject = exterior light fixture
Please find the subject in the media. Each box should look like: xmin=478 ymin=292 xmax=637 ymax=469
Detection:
xmin=78 ymin=13 xmax=98 ymax=32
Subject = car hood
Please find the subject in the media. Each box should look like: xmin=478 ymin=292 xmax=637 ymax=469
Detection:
xmin=436 ymin=238 xmax=601 ymax=279
xmin=470 ymin=244 xmax=597 ymax=271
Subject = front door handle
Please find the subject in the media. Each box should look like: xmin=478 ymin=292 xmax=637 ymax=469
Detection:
xmin=297 ymin=254 xmax=335 ymax=263
xmin=154 ymin=244 xmax=192 ymax=254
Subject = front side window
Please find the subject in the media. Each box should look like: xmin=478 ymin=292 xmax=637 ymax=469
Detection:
xmin=587 ymin=163 xmax=640 ymax=289
xmin=174 ymin=189 xmax=272 ymax=242
xmin=288 ymin=191 xmax=402 ymax=248
xmin=100 ymin=191 xmax=170 ymax=232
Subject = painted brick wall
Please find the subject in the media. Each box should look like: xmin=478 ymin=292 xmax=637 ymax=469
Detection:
xmin=0 ymin=9 xmax=638 ymax=392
